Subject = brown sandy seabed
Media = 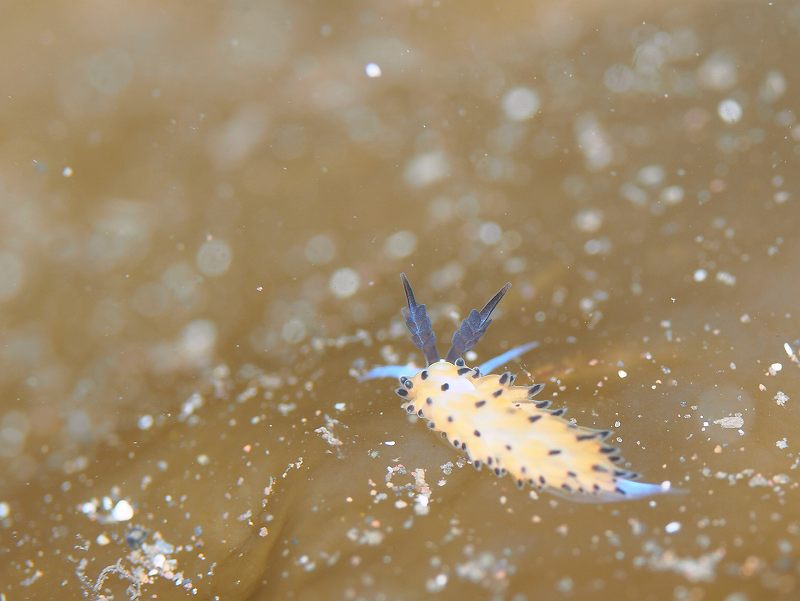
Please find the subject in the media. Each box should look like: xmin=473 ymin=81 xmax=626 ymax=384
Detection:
xmin=1 ymin=0 xmax=799 ymax=599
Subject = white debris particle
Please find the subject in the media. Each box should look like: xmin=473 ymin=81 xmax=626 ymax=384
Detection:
xmin=137 ymin=414 xmax=154 ymax=430
xmin=660 ymin=185 xmax=685 ymax=205
xmin=748 ymin=474 xmax=770 ymax=487
xmin=281 ymin=456 xmax=304 ymax=479
xmin=504 ymin=257 xmax=526 ymax=274
xmin=621 ymin=181 xmax=648 ymax=206
xmin=329 ymin=267 xmax=360 ymax=298
xmin=713 ymin=415 xmax=744 ymax=429
xmin=760 ymin=70 xmax=787 ymax=103
xmin=698 ymin=51 xmax=737 ymax=90
xmin=775 ymin=391 xmax=789 ymax=407
xmin=574 ymin=114 xmax=613 ymax=171
xmin=638 ymin=165 xmax=665 ymax=187
xmin=413 ymin=468 xmax=432 ymax=516
xmin=426 ymin=573 xmax=449 ymax=592
xmin=583 ymin=237 xmax=612 ymax=255
xmin=334 ymin=402 xmax=347 ymax=411
xmin=0 ymin=501 xmax=9 ymax=519
xmin=96 ymin=533 xmax=110 ymax=545
xmin=177 ymin=320 xmax=217 ymax=368
xmin=641 ymin=541 xmax=725 ymax=582
xmin=196 ymin=238 xmax=232 ymax=277
xmin=281 ymin=319 xmax=306 ymax=343
xmin=665 ymin=521 xmax=681 ymax=534
xmin=617 ymin=369 xmax=628 ymax=378
xmin=365 ymin=62 xmax=382 ymax=78
xmin=404 ymin=150 xmax=450 ymax=188
xmin=693 ymin=269 xmax=708 ymax=282
xmin=385 ymin=464 xmax=407 ymax=484
xmin=383 ymin=440 xmax=396 ymax=446
xmin=383 ymin=230 xmax=417 ymax=259
xmin=178 ymin=392 xmax=204 ymax=421
xmin=783 ymin=342 xmax=798 ymax=362
xmin=314 ymin=417 xmax=344 ymax=457
xmin=717 ymin=99 xmax=743 ymax=123
xmin=455 ymin=550 xmax=515 ymax=593
xmin=770 ymin=362 xmax=782 ymax=373
xmin=62 ymin=166 xmax=74 ymax=177
xmin=555 ymin=577 xmax=573 ymax=593
xmin=573 ymin=209 xmax=604 ymax=233
xmin=776 ymin=438 xmax=788 ymax=450
xmin=111 ymin=500 xmax=134 ymax=522
xmin=76 ymin=529 xmax=190 ymax=593
xmin=19 ymin=565 xmax=43 ymax=587
xmin=196 ymin=454 xmax=210 ymax=466
xmin=236 ymin=386 xmax=258 ymax=403
xmin=346 ymin=526 xmax=384 ymax=546
xmin=501 ymin=86 xmax=540 ymax=121
xmin=715 ymin=271 xmax=736 ymax=286
xmin=478 ymin=221 xmax=503 ymax=245
xmin=774 ymin=190 xmax=791 ymax=204
xmin=277 ymin=402 xmax=297 ymax=416
xmin=305 ymin=234 xmax=336 ymax=265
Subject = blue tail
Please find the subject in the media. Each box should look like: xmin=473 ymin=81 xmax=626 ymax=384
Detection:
xmin=552 ymin=479 xmax=684 ymax=504
xmin=615 ymin=479 xmax=681 ymax=499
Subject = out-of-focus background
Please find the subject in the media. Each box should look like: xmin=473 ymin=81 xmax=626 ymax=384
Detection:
xmin=1 ymin=1 xmax=799 ymax=599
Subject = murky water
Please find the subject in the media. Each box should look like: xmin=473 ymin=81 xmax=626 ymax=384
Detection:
xmin=2 ymin=1 xmax=800 ymax=599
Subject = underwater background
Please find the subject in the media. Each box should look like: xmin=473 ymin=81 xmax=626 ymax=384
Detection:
xmin=1 ymin=1 xmax=799 ymax=599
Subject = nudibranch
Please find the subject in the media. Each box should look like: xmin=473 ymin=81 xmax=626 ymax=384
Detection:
xmin=360 ymin=274 xmax=676 ymax=502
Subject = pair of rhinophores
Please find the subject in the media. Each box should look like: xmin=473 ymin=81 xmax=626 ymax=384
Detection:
xmin=359 ymin=274 xmax=677 ymax=502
